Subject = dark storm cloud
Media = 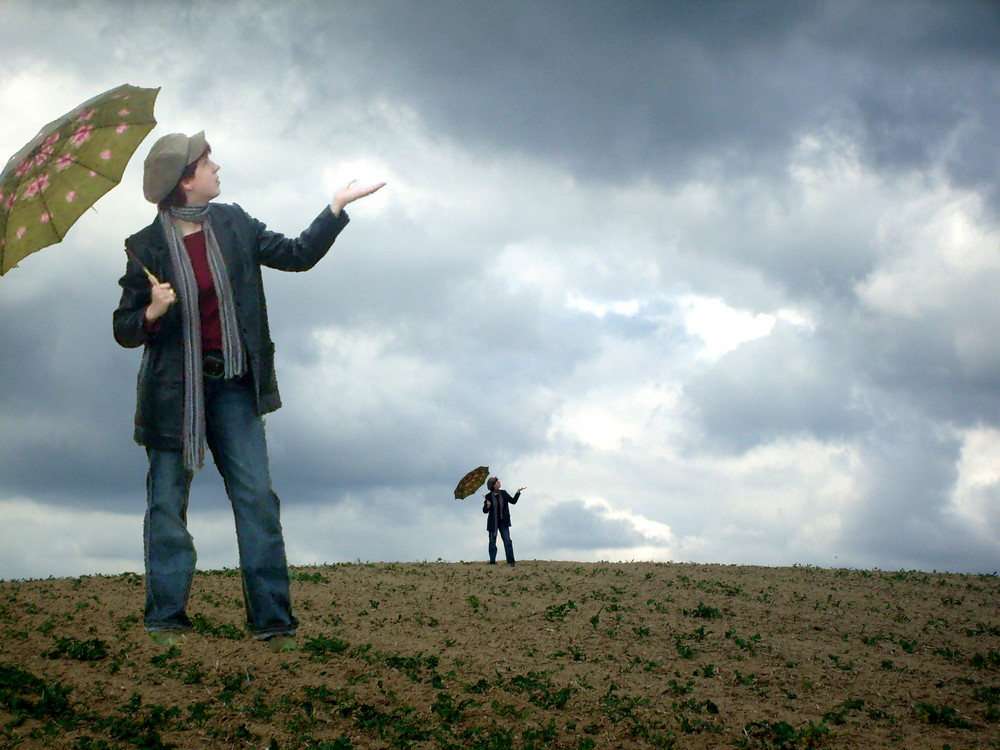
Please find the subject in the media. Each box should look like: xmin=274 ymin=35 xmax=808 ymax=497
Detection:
xmin=321 ymin=2 xmax=820 ymax=175
xmin=0 ymin=274 xmax=143 ymax=509
xmin=846 ymin=286 xmax=1000 ymax=430
xmin=9 ymin=1 xmax=996 ymax=199
xmin=839 ymin=416 xmax=999 ymax=572
xmin=685 ymin=321 xmax=863 ymax=453
xmin=539 ymin=501 xmax=648 ymax=551
xmin=285 ymin=0 xmax=1000 ymax=199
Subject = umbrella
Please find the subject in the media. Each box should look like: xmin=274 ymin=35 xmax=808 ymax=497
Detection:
xmin=454 ymin=466 xmax=490 ymax=499
xmin=0 ymin=83 xmax=160 ymax=276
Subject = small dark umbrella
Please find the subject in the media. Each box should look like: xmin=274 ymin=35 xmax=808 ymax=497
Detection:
xmin=454 ymin=466 xmax=490 ymax=499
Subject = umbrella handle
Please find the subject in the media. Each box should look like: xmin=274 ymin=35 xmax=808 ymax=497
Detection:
xmin=124 ymin=246 xmax=158 ymax=285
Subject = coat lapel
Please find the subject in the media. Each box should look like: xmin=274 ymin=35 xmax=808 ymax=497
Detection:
xmin=139 ymin=214 xmax=171 ymax=283
xmin=208 ymin=204 xmax=245 ymax=286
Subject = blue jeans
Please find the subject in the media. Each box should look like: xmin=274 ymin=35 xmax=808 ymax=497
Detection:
xmin=143 ymin=377 xmax=298 ymax=639
xmin=489 ymin=525 xmax=515 ymax=564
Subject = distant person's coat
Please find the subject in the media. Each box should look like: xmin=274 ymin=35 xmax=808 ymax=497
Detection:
xmin=483 ymin=489 xmax=520 ymax=532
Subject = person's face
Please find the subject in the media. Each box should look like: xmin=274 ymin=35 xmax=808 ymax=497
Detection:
xmin=494 ymin=479 xmax=501 ymax=490
xmin=181 ymin=154 xmax=221 ymax=204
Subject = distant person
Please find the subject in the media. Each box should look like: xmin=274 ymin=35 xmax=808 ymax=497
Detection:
xmin=113 ymin=130 xmax=383 ymax=652
xmin=482 ymin=476 xmax=525 ymax=565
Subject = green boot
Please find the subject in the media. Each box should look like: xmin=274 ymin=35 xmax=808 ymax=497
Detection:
xmin=266 ymin=635 xmax=297 ymax=653
xmin=148 ymin=629 xmax=186 ymax=646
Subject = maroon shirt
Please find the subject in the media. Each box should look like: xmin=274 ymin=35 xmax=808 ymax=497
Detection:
xmin=182 ymin=230 xmax=222 ymax=351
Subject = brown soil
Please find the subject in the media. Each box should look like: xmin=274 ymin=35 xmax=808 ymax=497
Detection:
xmin=1 ymin=561 xmax=998 ymax=748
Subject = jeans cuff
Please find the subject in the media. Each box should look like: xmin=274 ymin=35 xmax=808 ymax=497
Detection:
xmin=252 ymin=629 xmax=297 ymax=641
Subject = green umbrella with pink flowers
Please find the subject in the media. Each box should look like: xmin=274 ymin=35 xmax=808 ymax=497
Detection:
xmin=0 ymin=83 xmax=160 ymax=276
xmin=454 ymin=466 xmax=490 ymax=499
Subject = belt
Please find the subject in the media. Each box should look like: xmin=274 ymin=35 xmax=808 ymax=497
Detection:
xmin=203 ymin=350 xmax=225 ymax=379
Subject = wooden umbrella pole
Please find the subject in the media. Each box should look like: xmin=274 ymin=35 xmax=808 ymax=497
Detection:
xmin=124 ymin=245 xmax=158 ymax=285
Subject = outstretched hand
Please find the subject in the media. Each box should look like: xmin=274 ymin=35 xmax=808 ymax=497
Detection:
xmin=332 ymin=180 xmax=386 ymax=215
xmin=517 ymin=487 xmax=527 ymax=493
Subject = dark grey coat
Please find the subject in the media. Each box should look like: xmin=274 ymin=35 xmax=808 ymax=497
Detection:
xmin=113 ymin=202 xmax=349 ymax=451
xmin=483 ymin=489 xmax=520 ymax=532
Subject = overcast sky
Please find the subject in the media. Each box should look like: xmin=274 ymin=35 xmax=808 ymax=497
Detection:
xmin=2 ymin=0 xmax=999 ymax=579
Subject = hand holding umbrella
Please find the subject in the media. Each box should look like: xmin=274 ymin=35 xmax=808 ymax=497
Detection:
xmin=144 ymin=274 xmax=177 ymax=324
xmin=123 ymin=246 xmax=176 ymax=324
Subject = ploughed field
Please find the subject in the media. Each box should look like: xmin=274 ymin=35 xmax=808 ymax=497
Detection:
xmin=1 ymin=560 xmax=998 ymax=748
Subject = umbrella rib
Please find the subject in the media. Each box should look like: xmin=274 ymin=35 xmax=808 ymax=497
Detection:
xmin=58 ymin=153 xmax=124 ymax=183
xmin=36 ymin=191 xmax=68 ymax=239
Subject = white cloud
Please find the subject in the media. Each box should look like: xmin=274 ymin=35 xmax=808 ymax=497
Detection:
xmin=291 ymin=325 xmax=450 ymax=427
xmin=681 ymin=296 xmax=777 ymax=358
xmin=547 ymin=380 xmax=682 ymax=453
xmin=859 ymin=186 xmax=1000 ymax=319
xmin=0 ymin=499 xmax=141 ymax=580
xmin=565 ymin=292 xmax=640 ymax=319
xmin=950 ymin=426 xmax=1000 ymax=547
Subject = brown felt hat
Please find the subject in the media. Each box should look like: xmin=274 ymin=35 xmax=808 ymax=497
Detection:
xmin=142 ymin=131 xmax=207 ymax=203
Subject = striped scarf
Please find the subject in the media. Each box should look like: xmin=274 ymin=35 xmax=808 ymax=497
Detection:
xmin=492 ymin=491 xmax=504 ymax=528
xmin=161 ymin=205 xmax=247 ymax=471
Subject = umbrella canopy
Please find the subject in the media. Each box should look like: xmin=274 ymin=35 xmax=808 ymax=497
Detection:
xmin=0 ymin=83 xmax=160 ymax=276
xmin=454 ymin=466 xmax=490 ymax=499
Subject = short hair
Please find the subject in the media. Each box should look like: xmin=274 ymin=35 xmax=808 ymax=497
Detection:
xmin=487 ymin=477 xmax=498 ymax=490
xmin=157 ymin=143 xmax=211 ymax=210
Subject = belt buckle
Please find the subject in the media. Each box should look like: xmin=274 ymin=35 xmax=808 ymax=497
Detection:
xmin=203 ymin=351 xmax=225 ymax=379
